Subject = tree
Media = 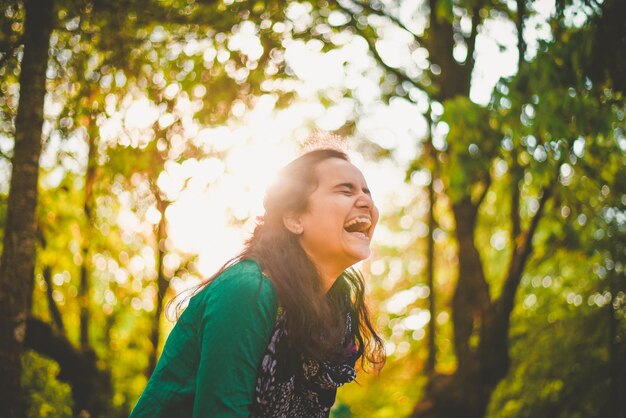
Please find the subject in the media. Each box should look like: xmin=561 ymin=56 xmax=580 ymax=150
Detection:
xmin=0 ymin=0 xmax=306 ymax=415
xmin=0 ymin=1 xmax=55 ymax=415
xmin=322 ymin=0 xmax=624 ymax=416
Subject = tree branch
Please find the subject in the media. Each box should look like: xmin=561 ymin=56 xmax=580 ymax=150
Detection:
xmin=509 ymin=153 xmax=522 ymax=243
xmin=497 ymin=181 xmax=554 ymax=319
xmin=344 ymin=0 xmax=427 ymax=48
xmin=332 ymin=0 xmax=436 ymax=97
xmin=42 ymin=266 xmax=65 ymax=333
xmin=478 ymin=175 xmax=555 ymax=385
xmin=348 ymin=20 xmax=435 ymax=97
xmin=465 ymin=4 xmax=481 ymax=78
xmin=475 ymin=172 xmax=492 ymax=211
xmin=516 ymin=0 xmax=527 ymax=70
xmin=429 ymin=0 xmax=438 ymax=26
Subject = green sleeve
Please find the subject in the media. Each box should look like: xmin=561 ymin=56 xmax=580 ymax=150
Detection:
xmin=130 ymin=292 xmax=202 ymax=418
xmin=192 ymin=261 xmax=278 ymax=418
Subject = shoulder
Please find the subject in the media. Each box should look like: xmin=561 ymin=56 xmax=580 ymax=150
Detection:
xmin=185 ymin=260 xmax=279 ymax=342
xmin=191 ymin=259 xmax=277 ymax=310
xmin=214 ymin=259 xmax=273 ymax=294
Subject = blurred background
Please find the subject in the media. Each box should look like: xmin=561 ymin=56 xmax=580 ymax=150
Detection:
xmin=0 ymin=0 xmax=624 ymax=417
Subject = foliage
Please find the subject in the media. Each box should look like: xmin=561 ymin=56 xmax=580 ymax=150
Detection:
xmin=0 ymin=0 xmax=623 ymax=416
xmin=488 ymin=255 xmax=623 ymax=418
xmin=440 ymin=97 xmax=499 ymax=203
xmin=22 ymin=351 xmax=73 ymax=418
xmin=1 ymin=0 xmax=366 ymax=415
xmin=333 ymin=0 xmax=625 ymax=416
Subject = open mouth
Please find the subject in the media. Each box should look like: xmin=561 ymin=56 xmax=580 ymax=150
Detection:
xmin=343 ymin=217 xmax=372 ymax=239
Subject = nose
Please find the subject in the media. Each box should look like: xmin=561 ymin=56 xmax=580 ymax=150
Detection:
xmin=356 ymin=192 xmax=375 ymax=209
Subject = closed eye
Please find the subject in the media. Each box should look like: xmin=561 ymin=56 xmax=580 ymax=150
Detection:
xmin=335 ymin=183 xmax=370 ymax=196
xmin=335 ymin=183 xmax=355 ymax=194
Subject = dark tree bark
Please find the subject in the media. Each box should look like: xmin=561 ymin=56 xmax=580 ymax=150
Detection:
xmin=43 ymin=265 xmax=65 ymax=333
xmin=424 ymin=113 xmax=437 ymax=374
xmin=0 ymin=1 xmax=55 ymax=416
xmin=24 ymin=317 xmax=113 ymax=417
xmin=425 ymin=0 xmax=474 ymax=100
xmin=425 ymin=167 xmax=437 ymax=373
xmin=79 ymin=119 xmax=98 ymax=350
xmin=607 ymin=264 xmax=625 ymax=418
xmin=146 ymin=190 xmax=171 ymax=378
xmin=515 ymin=0 xmax=527 ymax=71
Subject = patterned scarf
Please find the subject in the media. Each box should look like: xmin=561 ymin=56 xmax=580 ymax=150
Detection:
xmin=250 ymin=303 xmax=359 ymax=418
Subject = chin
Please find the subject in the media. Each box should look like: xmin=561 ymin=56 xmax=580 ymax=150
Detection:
xmin=346 ymin=248 xmax=371 ymax=265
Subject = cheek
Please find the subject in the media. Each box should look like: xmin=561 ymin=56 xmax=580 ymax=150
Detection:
xmin=307 ymin=204 xmax=344 ymax=235
xmin=320 ymin=200 xmax=350 ymax=223
xmin=372 ymin=206 xmax=380 ymax=229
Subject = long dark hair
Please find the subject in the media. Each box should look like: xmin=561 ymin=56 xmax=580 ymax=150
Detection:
xmin=174 ymin=148 xmax=385 ymax=367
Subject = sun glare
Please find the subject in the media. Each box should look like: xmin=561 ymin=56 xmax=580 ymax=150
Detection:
xmin=106 ymin=7 xmax=536 ymax=284
xmin=162 ymin=105 xmax=298 ymax=278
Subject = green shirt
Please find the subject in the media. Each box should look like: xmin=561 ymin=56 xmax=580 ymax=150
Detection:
xmin=130 ymin=260 xmax=278 ymax=418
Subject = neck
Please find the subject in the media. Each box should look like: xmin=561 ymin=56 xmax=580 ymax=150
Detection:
xmin=298 ymin=241 xmax=348 ymax=292
xmin=318 ymin=267 xmax=342 ymax=292
xmin=304 ymin=254 xmax=344 ymax=292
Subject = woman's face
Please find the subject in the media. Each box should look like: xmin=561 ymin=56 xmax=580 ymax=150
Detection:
xmin=288 ymin=158 xmax=379 ymax=276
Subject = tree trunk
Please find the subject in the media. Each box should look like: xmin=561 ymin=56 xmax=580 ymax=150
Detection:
xmin=608 ymin=269 xmax=625 ymax=418
xmin=79 ymin=120 xmax=98 ymax=350
xmin=0 ymin=1 xmax=54 ymax=416
xmin=450 ymin=198 xmax=491 ymax=370
xmin=146 ymin=196 xmax=170 ymax=377
xmin=412 ymin=363 xmax=489 ymax=418
xmin=412 ymin=184 xmax=551 ymax=418
xmin=425 ymin=117 xmax=437 ymax=374
xmin=410 ymin=1 xmax=536 ymax=415
xmin=410 ymin=199 xmax=494 ymax=418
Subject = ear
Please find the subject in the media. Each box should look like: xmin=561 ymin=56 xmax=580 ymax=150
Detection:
xmin=283 ymin=212 xmax=304 ymax=235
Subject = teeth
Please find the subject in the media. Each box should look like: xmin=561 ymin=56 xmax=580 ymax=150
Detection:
xmin=343 ymin=217 xmax=372 ymax=228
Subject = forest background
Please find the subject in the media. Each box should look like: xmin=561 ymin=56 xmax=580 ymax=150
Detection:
xmin=0 ymin=0 xmax=624 ymax=417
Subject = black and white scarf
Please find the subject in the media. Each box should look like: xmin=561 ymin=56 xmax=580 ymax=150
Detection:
xmin=250 ymin=304 xmax=359 ymax=418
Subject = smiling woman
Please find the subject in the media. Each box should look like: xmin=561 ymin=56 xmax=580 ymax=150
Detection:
xmin=283 ymin=157 xmax=379 ymax=291
xmin=129 ymin=147 xmax=385 ymax=418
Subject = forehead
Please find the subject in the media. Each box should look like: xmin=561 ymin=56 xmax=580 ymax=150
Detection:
xmin=314 ymin=158 xmax=367 ymax=187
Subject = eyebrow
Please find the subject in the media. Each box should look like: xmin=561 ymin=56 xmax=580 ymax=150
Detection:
xmin=334 ymin=182 xmax=371 ymax=194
